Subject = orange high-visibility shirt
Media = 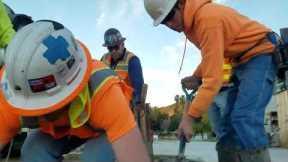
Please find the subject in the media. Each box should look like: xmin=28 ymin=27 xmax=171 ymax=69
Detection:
xmin=183 ymin=0 xmax=274 ymax=118
xmin=0 ymin=80 xmax=136 ymax=144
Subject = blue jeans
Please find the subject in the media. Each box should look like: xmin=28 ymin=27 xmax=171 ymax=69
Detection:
xmin=208 ymin=88 xmax=230 ymax=139
xmin=208 ymin=54 xmax=276 ymax=150
xmin=21 ymin=129 xmax=115 ymax=162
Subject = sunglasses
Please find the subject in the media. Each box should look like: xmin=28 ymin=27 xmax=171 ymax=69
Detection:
xmin=107 ymin=45 xmax=120 ymax=52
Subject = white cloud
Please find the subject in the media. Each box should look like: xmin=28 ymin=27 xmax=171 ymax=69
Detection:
xmin=144 ymin=68 xmax=181 ymax=107
xmin=96 ymin=13 xmax=105 ymax=25
xmin=145 ymin=37 xmax=201 ymax=107
xmin=95 ymin=0 xmax=145 ymax=25
xmin=160 ymin=36 xmax=201 ymax=72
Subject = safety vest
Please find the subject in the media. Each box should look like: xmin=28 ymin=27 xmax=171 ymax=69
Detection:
xmin=20 ymin=60 xmax=125 ymax=139
xmin=0 ymin=1 xmax=15 ymax=48
xmin=222 ymin=58 xmax=233 ymax=86
xmin=101 ymin=51 xmax=135 ymax=87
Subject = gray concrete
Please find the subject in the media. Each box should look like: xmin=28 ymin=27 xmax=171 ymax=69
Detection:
xmin=3 ymin=140 xmax=288 ymax=162
xmin=153 ymin=140 xmax=288 ymax=162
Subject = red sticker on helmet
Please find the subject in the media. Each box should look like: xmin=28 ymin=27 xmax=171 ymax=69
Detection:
xmin=28 ymin=75 xmax=57 ymax=93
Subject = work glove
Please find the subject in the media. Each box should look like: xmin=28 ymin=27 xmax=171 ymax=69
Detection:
xmin=181 ymin=75 xmax=202 ymax=90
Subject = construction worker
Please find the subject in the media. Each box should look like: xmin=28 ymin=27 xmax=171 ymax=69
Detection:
xmin=0 ymin=21 xmax=151 ymax=162
xmin=101 ymin=28 xmax=144 ymax=109
xmin=181 ymin=58 xmax=234 ymax=140
xmin=144 ymin=0 xmax=276 ymax=162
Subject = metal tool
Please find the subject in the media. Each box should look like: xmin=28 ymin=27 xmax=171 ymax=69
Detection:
xmin=177 ymin=135 xmax=187 ymax=161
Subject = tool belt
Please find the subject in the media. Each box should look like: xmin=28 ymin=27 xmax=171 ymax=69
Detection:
xmin=234 ymin=28 xmax=288 ymax=90
xmin=267 ymin=28 xmax=288 ymax=81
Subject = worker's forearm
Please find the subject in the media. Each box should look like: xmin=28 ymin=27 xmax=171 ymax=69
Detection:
xmin=112 ymin=127 xmax=151 ymax=162
xmin=183 ymin=102 xmax=190 ymax=114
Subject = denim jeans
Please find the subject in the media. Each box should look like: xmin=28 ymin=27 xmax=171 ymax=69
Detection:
xmin=208 ymin=53 xmax=276 ymax=150
xmin=21 ymin=129 xmax=115 ymax=162
xmin=208 ymin=88 xmax=231 ymax=139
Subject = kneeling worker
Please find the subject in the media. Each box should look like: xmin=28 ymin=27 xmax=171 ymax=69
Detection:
xmin=0 ymin=20 xmax=151 ymax=162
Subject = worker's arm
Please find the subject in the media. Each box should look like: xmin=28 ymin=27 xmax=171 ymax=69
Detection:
xmin=112 ymin=127 xmax=150 ymax=162
xmin=188 ymin=23 xmax=224 ymax=118
xmin=0 ymin=104 xmax=21 ymax=152
xmin=90 ymin=83 xmax=151 ymax=162
xmin=128 ymin=56 xmax=144 ymax=106
xmin=0 ymin=1 xmax=15 ymax=48
xmin=192 ymin=63 xmax=202 ymax=78
xmin=178 ymin=21 xmax=225 ymax=141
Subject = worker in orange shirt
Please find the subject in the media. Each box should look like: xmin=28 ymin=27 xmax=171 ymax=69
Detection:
xmin=144 ymin=0 xmax=276 ymax=161
xmin=101 ymin=28 xmax=144 ymax=110
xmin=0 ymin=20 xmax=151 ymax=162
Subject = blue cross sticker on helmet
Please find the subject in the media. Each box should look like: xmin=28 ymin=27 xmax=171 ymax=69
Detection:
xmin=43 ymin=35 xmax=71 ymax=65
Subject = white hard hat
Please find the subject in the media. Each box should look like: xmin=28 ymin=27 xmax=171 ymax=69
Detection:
xmin=144 ymin=0 xmax=178 ymax=26
xmin=0 ymin=20 xmax=92 ymax=116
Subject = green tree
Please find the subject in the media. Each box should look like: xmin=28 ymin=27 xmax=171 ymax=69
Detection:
xmin=168 ymin=112 xmax=182 ymax=131
xmin=149 ymin=108 xmax=169 ymax=131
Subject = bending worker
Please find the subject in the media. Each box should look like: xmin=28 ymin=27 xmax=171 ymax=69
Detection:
xmin=101 ymin=28 xmax=144 ymax=109
xmin=144 ymin=0 xmax=276 ymax=162
xmin=0 ymin=20 xmax=151 ymax=162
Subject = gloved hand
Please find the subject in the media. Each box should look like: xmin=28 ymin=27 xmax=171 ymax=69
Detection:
xmin=181 ymin=75 xmax=202 ymax=90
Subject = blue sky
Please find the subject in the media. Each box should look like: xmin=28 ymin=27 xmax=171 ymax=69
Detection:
xmin=4 ymin=0 xmax=288 ymax=107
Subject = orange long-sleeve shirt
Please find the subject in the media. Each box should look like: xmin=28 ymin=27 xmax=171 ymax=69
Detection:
xmin=184 ymin=0 xmax=274 ymax=118
xmin=0 ymin=82 xmax=136 ymax=144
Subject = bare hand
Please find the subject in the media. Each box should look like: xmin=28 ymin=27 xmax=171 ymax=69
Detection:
xmin=181 ymin=76 xmax=201 ymax=90
xmin=177 ymin=114 xmax=194 ymax=142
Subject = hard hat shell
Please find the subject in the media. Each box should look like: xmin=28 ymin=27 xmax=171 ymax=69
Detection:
xmin=103 ymin=28 xmax=126 ymax=47
xmin=144 ymin=0 xmax=178 ymax=26
xmin=0 ymin=20 xmax=92 ymax=116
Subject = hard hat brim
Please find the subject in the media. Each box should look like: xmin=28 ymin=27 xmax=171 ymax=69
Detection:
xmin=152 ymin=0 xmax=177 ymax=26
xmin=0 ymin=41 xmax=93 ymax=116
